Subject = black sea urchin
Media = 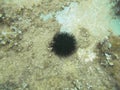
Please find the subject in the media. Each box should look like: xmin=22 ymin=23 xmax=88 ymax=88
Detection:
xmin=50 ymin=32 xmax=77 ymax=57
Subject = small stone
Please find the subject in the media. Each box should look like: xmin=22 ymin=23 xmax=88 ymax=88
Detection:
xmin=108 ymin=43 xmax=112 ymax=48
xmin=48 ymin=54 xmax=52 ymax=58
xmin=109 ymin=62 xmax=114 ymax=66
xmin=105 ymin=53 xmax=111 ymax=60
xmin=14 ymin=42 xmax=18 ymax=46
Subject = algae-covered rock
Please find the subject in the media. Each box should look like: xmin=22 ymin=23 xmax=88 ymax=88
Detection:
xmin=96 ymin=35 xmax=120 ymax=89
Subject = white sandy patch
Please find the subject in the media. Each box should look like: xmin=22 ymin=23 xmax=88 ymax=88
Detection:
xmin=77 ymin=48 xmax=96 ymax=63
xmin=40 ymin=13 xmax=54 ymax=21
xmin=56 ymin=0 xmax=112 ymax=40
xmin=56 ymin=2 xmax=79 ymax=33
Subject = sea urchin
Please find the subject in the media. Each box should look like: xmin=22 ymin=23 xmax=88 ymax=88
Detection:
xmin=50 ymin=32 xmax=77 ymax=57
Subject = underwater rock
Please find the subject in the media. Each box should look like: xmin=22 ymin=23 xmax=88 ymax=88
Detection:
xmin=114 ymin=0 xmax=120 ymax=16
xmin=96 ymin=35 xmax=120 ymax=89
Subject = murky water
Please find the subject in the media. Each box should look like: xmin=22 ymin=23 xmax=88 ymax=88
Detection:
xmin=0 ymin=0 xmax=120 ymax=90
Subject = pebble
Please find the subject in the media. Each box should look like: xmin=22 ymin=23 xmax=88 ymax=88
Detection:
xmin=108 ymin=62 xmax=114 ymax=66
